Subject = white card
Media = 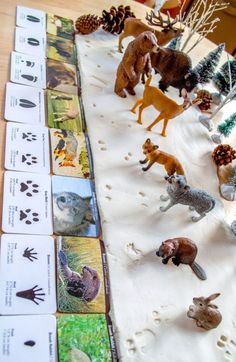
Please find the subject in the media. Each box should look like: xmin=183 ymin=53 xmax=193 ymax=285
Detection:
xmin=11 ymin=51 xmax=46 ymax=89
xmin=5 ymin=122 xmax=50 ymax=174
xmin=2 ymin=171 xmax=53 ymax=235
xmin=15 ymin=27 xmax=46 ymax=57
xmin=5 ymin=83 xmax=45 ymax=125
xmin=16 ymin=6 xmax=46 ymax=31
xmin=0 ymin=234 xmax=56 ymax=315
xmin=0 ymin=315 xmax=57 ymax=362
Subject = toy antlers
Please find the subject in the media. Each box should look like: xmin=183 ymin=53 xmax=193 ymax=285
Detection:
xmin=145 ymin=10 xmax=179 ymax=30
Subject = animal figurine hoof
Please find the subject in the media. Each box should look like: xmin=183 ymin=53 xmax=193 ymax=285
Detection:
xmin=161 ymin=132 xmax=166 ymax=137
xmin=191 ymin=215 xmax=204 ymax=222
xmin=142 ymin=167 xmax=148 ymax=172
xmin=146 ymin=127 xmax=151 ymax=131
xmin=160 ymin=195 xmax=169 ymax=201
xmin=116 ymin=90 xmax=127 ymax=98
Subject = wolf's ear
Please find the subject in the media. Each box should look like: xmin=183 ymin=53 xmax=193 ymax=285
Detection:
xmin=184 ymin=185 xmax=190 ymax=190
xmin=154 ymin=145 xmax=159 ymax=149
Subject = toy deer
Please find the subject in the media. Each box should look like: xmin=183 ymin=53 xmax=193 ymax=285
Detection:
xmin=118 ymin=10 xmax=183 ymax=53
xmin=131 ymin=76 xmax=201 ymax=136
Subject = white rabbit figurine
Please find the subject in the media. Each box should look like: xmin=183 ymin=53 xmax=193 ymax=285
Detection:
xmin=187 ymin=293 xmax=222 ymax=330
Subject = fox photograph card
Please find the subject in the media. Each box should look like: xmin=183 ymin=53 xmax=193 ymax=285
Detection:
xmin=11 ymin=51 xmax=46 ymax=89
xmin=5 ymin=83 xmax=45 ymax=125
xmin=15 ymin=27 xmax=46 ymax=57
xmin=47 ymin=13 xmax=74 ymax=40
xmin=47 ymin=89 xmax=84 ymax=132
xmin=50 ymin=128 xmax=92 ymax=178
xmin=57 ymin=314 xmax=115 ymax=362
xmin=0 ymin=234 xmax=56 ymax=315
xmin=47 ymin=34 xmax=76 ymax=64
xmin=46 ymin=59 xmax=78 ymax=95
xmin=16 ymin=6 xmax=46 ymax=31
xmin=0 ymin=315 xmax=57 ymax=362
xmin=52 ymin=176 xmax=100 ymax=238
xmin=57 ymin=236 xmax=109 ymax=313
xmin=2 ymin=171 xmax=53 ymax=235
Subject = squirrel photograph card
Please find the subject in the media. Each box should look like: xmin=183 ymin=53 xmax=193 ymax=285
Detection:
xmin=57 ymin=314 xmax=117 ymax=362
xmin=46 ymin=59 xmax=78 ymax=95
xmin=47 ymin=34 xmax=76 ymax=64
xmin=52 ymin=176 xmax=100 ymax=238
xmin=57 ymin=236 xmax=109 ymax=313
xmin=50 ymin=128 xmax=92 ymax=178
xmin=16 ymin=6 xmax=46 ymax=31
xmin=47 ymin=14 xmax=74 ymax=40
xmin=15 ymin=27 xmax=46 ymax=57
xmin=47 ymin=89 xmax=84 ymax=132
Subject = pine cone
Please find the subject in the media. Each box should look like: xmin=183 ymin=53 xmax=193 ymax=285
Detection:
xmin=101 ymin=5 xmax=135 ymax=35
xmin=212 ymin=144 xmax=236 ymax=166
xmin=195 ymin=89 xmax=213 ymax=111
xmin=75 ymin=14 xmax=101 ymax=35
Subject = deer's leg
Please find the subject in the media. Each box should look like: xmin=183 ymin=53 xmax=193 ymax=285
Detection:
xmin=146 ymin=113 xmax=164 ymax=131
xmin=131 ymin=99 xmax=143 ymax=114
xmin=118 ymin=32 xmax=126 ymax=53
xmin=137 ymin=103 xmax=149 ymax=125
xmin=161 ymin=118 xmax=169 ymax=137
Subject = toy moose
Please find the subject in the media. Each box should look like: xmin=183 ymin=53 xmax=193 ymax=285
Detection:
xmin=118 ymin=10 xmax=183 ymax=53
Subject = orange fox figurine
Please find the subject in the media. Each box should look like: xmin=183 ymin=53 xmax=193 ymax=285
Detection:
xmin=131 ymin=76 xmax=201 ymax=136
xmin=140 ymin=138 xmax=185 ymax=176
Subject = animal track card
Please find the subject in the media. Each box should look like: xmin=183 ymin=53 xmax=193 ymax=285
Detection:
xmin=16 ymin=6 xmax=46 ymax=31
xmin=15 ymin=27 xmax=46 ymax=57
xmin=52 ymin=175 xmax=100 ymax=237
xmin=46 ymin=59 xmax=78 ymax=95
xmin=5 ymin=83 xmax=45 ymax=125
xmin=0 ymin=234 xmax=56 ymax=314
xmin=57 ymin=314 xmax=118 ymax=362
xmin=47 ymin=34 xmax=76 ymax=64
xmin=50 ymin=128 xmax=92 ymax=178
xmin=11 ymin=51 xmax=46 ymax=89
xmin=57 ymin=236 xmax=109 ymax=313
xmin=0 ymin=315 xmax=57 ymax=362
xmin=47 ymin=13 xmax=74 ymax=40
xmin=5 ymin=122 xmax=50 ymax=173
xmin=47 ymin=89 xmax=84 ymax=132
xmin=2 ymin=171 xmax=53 ymax=235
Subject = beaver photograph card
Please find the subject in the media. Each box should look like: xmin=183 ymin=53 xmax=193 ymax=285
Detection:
xmin=52 ymin=175 xmax=100 ymax=237
xmin=47 ymin=34 xmax=76 ymax=65
xmin=47 ymin=14 xmax=74 ymax=40
xmin=46 ymin=59 xmax=78 ymax=95
xmin=50 ymin=128 xmax=92 ymax=178
xmin=47 ymin=90 xmax=84 ymax=133
xmin=57 ymin=314 xmax=114 ymax=362
xmin=57 ymin=236 xmax=109 ymax=313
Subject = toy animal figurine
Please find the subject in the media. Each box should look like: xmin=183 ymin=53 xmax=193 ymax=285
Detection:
xmin=118 ymin=11 xmax=183 ymax=53
xmin=160 ymin=175 xmax=216 ymax=221
xmin=187 ymin=293 xmax=222 ymax=330
xmin=131 ymin=76 xmax=198 ymax=136
xmin=114 ymin=31 xmax=158 ymax=98
xmin=140 ymin=138 xmax=185 ymax=176
xmin=156 ymin=237 xmax=206 ymax=280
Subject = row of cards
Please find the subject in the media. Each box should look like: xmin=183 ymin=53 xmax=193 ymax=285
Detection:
xmin=0 ymin=314 xmax=117 ymax=361
xmin=0 ymin=234 xmax=109 ymax=315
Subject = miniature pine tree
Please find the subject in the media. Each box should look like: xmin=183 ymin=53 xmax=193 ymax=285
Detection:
xmin=218 ymin=113 xmax=236 ymax=137
xmin=194 ymin=43 xmax=225 ymax=84
xmin=213 ymin=59 xmax=236 ymax=96
xmin=167 ymin=37 xmax=181 ymax=50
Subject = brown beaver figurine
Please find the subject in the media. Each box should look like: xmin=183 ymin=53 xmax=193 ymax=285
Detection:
xmin=114 ymin=31 xmax=158 ymax=98
xmin=156 ymin=237 xmax=207 ymax=280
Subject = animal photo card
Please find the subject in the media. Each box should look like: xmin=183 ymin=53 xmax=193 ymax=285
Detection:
xmin=0 ymin=315 xmax=57 ymax=362
xmin=47 ymin=13 xmax=74 ymax=40
xmin=15 ymin=27 xmax=46 ymax=57
xmin=11 ymin=51 xmax=46 ymax=89
xmin=47 ymin=89 xmax=84 ymax=132
xmin=57 ymin=314 xmax=117 ymax=362
xmin=52 ymin=175 xmax=100 ymax=238
xmin=16 ymin=6 xmax=46 ymax=31
xmin=46 ymin=59 xmax=78 ymax=95
xmin=47 ymin=34 xmax=76 ymax=65
xmin=5 ymin=122 xmax=50 ymax=174
xmin=5 ymin=83 xmax=45 ymax=125
xmin=0 ymin=234 xmax=56 ymax=314
xmin=50 ymin=128 xmax=92 ymax=178
xmin=2 ymin=171 xmax=53 ymax=235
xmin=57 ymin=236 xmax=109 ymax=313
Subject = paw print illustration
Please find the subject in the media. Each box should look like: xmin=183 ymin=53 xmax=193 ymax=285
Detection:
xmin=21 ymin=154 xmax=38 ymax=166
xmin=16 ymin=285 xmax=45 ymax=305
xmin=20 ymin=180 xmax=39 ymax=197
xmin=23 ymin=247 xmax=38 ymax=262
xmin=19 ymin=209 xmax=39 ymax=224
xmin=22 ymin=132 xmax=37 ymax=142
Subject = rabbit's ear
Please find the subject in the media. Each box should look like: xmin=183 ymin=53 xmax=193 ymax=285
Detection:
xmin=206 ymin=293 xmax=221 ymax=303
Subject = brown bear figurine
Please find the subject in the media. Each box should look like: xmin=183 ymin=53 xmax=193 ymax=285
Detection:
xmin=114 ymin=31 xmax=158 ymax=98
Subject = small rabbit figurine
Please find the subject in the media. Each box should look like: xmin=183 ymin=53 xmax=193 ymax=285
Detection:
xmin=187 ymin=293 xmax=222 ymax=330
